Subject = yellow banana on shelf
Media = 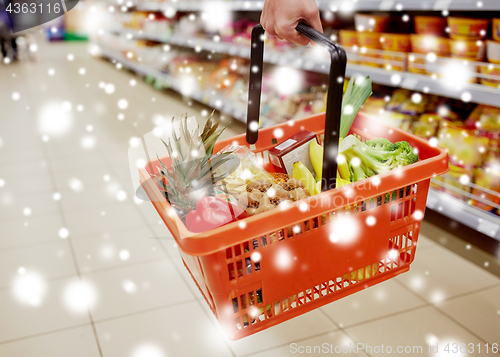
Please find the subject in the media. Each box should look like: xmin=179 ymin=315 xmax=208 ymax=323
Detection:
xmin=293 ymin=162 xmax=317 ymax=197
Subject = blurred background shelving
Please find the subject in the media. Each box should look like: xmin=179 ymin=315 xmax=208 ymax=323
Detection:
xmin=129 ymin=0 xmax=500 ymax=12
xmin=86 ymin=0 xmax=500 ymax=243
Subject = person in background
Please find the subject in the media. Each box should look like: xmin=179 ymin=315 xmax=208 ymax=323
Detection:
xmin=260 ymin=0 xmax=323 ymax=46
xmin=0 ymin=2 xmax=17 ymax=61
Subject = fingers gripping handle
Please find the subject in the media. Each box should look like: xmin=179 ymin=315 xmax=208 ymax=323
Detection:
xmin=246 ymin=23 xmax=347 ymax=192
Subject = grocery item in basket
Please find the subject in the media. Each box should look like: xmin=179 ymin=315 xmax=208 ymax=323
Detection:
xmin=339 ymin=76 xmax=373 ymax=137
xmin=282 ymin=177 xmax=305 ymax=190
xmin=494 ymin=18 xmax=500 ymax=42
xmin=450 ymin=39 xmax=485 ymax=61
xmin=270 ymin=172 xmax=290 ymax=184
xmin=309 ymin=140 xmax=323 ymax=181
xmin=289 ymin=188 xmax=310 ymax=201
xmin=217 ymin=145 xmax=276 ymax=184
xmin=414 ymin=16 xmax=447 ymax=36
xmin=246 ymin=179 xmax=273 ymax=192
xmin=241 ymin=177 xmax=312 ymax=216
xmin=268 ymin=130 xmax=317 ymax=175
xmin=355 ymin=14 xmax=389 ymax=32
xmin=266 ymin=184 xmax=294 ymax=205
xmin=293 ymin=161 xmax=317 ymax=196
xmin=337 ymin=135 xmax=419 ymax=182
xmin=155 ymin=113 xmax=233 ymax=219
xmin=185 ymin=196 xmax=249 ymax=233
xmin=447 ymin=17 xmax=489 ymax=40
xmin=486 ymin=40 xmax=500 ymax=64
xmin=309 ymin=139 xmax=351 ymax=190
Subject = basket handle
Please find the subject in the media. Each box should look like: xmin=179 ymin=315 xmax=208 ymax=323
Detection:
xmin=246 ymin=23 xmax=347 ymax=192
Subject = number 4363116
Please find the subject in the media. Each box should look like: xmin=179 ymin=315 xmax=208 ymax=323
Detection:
xmin=6 ymin=2 xmax=62 ymax=13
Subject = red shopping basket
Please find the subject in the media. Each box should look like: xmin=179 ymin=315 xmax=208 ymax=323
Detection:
xmin=138 ymin=24 xmax=449 ymax=340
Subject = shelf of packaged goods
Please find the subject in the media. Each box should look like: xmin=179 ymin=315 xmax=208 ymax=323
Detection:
xmin=427 ymin=185 xmax=500 ymax=242
xmin=345 ymin=63 xmax=500 ymax=108
xmin=99 ymin=47 xmax=252 ymax=123
xmin=109 ymin=29 xmax=500 ymax=107
xmin=129 ymin=0 xmax=500 ymax=12
xmin=100 ymin=40 xmax=500 ymax=242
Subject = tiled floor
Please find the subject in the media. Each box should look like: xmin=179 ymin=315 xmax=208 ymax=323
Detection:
xmin=1 ymin=40 xmax=500 ymax=357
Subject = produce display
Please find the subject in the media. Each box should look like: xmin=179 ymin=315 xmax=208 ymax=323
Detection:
xmin=152 ymin=78 xmax=422 ymax=233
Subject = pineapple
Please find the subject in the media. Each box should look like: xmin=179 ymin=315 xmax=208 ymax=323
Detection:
xmin=155 ymin=113 xmax=234 ymax=218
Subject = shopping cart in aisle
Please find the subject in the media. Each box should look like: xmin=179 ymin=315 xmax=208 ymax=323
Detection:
xmin=138 ymin=23 xmax=449 ymax=340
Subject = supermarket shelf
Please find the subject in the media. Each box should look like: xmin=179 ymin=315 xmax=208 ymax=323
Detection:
xmin=427 ymin=187 xmax=500 ymax=242
xmin=99 ymin=46 xmax=500 ymax=243
xmin=112 ymin=29 xmax=500 ymax=107
xmin=345 ymin=64 xmax=500 ymax=108
xmin=99 ymin=47 xmax=251 ymax=123
xmin=130 ymin=0 xmax=500 ymax=11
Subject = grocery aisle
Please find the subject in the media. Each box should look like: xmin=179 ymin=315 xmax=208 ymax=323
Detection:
xmin=1 ymin=40 xmax=500 ymax=357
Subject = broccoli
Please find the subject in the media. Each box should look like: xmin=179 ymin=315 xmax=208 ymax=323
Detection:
xmin=338 ymin=135 xmax=419 ymax=181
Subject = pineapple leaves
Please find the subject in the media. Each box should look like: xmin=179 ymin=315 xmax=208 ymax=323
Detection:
xmin=155 ymin=113 xmax=231 ymax=213
xmin=200 ymin=110 xmax=219 ymax=143
xmin=199 ymin=152 xmax=237 ymax=179
xmin=204 ymin=123 xmax=230 ymax=156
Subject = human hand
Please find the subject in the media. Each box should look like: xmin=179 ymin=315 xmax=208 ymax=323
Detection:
xmin=260 ymin=0 xmax=323 ymax=46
